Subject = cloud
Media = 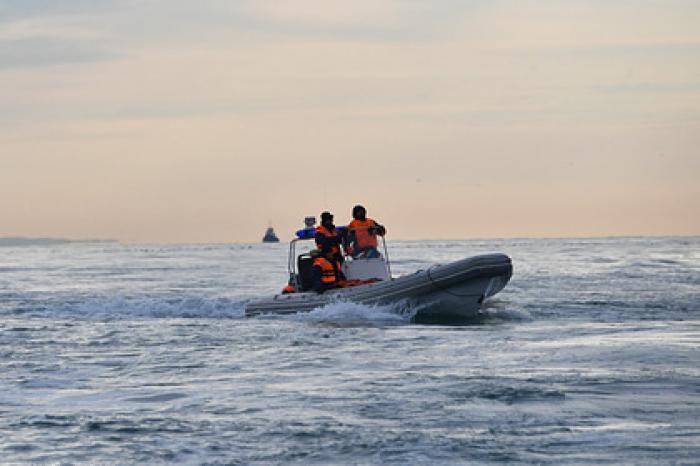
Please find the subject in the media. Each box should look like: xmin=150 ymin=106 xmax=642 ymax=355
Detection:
xmin=0 ymin=37 xmax=117 ymax=68
xmin=238 ymin=0 xmax=486 ymax=42
xmin=0 ymin=2 xmax=120 ymax=69
xmin=0 ymin=0 xmax=118 ymax=21
xmin=1 ymin=0 xmax=699 ymax=241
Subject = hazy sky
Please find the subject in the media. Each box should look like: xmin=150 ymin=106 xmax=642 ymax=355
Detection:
xmin=1 ymin=0 xmax=698 ymax=242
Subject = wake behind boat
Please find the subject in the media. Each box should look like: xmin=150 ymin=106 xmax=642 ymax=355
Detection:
xmin=245 ymin=217 xmax=512 ymax=323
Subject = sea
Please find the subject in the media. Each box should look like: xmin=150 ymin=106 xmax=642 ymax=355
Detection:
xmin=1 ymin=236 xmax=698 ymax=465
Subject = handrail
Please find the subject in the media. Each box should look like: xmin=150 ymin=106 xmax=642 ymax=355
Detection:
xmin=381 ymin=235 xmax=392 ymax=279
xmin=288 ymin=237 xmax=317 ymax=290
xmin=288 ymin=239 xmax=296 ymax=283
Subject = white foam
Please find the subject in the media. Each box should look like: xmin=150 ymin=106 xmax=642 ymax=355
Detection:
xmin=480 ymin=301 xmax=533 ymax=321
xmin=292 ymin=300 xmax=417 ymax=325
xmin=53 ymin=295 xmax=246 ymax=319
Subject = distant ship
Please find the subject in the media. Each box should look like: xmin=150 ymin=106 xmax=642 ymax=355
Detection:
xmin=262 ymin=227 xmax=280 ymax=243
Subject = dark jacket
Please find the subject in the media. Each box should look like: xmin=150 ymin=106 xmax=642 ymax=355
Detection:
xmin=315 ymin=224 xmax=344 ymax=260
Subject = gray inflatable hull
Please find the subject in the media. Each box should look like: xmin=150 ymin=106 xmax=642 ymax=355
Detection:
xmin=245 ymin=253 xmax=512 ymax=323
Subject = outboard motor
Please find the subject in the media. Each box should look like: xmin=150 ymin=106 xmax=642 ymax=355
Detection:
xmin=297 ymin=253 xmax=315 ymax=291
xmin=291 ymin=216 xmax=318 ymax=290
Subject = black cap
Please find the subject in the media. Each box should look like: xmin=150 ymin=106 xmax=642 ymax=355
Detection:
xmin=320 ymin=211 xmax=333 ymax=221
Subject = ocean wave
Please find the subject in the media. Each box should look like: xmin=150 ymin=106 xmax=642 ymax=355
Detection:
xmin=4 ymin=294 xmax=246 ymax=320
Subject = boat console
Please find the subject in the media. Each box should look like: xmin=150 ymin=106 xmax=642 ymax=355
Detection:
xmin=343 ymin=258 xmax=390 ymax=281
xmin=288 ymin=216 xmax=392 ymax=291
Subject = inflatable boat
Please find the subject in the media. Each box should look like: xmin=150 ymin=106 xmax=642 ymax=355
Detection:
xmin=245 ymin=219 xmax=512 ymax=323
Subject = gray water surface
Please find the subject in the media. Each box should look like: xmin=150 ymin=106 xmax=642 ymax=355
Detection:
xmin=1 ymin=237 xmax=699 ymax=464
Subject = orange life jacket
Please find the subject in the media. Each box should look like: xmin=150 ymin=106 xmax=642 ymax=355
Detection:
xmin=315 ymin=225 xmax=341 ymax=256
xmin=313 ymin=257 xmax=340 ymax=284
xmin=348 ymin=218 xmax=378 ymax=249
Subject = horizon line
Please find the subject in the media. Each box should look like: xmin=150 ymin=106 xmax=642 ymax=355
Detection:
xmin=2 ymin=233 xmax=698 ymax=247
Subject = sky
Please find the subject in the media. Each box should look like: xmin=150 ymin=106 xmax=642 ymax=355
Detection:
xmin=1 ymin=0 xmax=699 ymax=243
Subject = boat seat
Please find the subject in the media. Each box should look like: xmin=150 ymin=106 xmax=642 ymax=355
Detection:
xmin=297 ymin=254 xmax=314 ymax=291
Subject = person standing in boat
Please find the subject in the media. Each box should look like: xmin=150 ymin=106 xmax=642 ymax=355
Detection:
xmin=310 ymin=250 xmax=346 ymax=293
xmin=346 ymin=205 xmax=386 ymax=258
xmin=315 ymin=211 xmax=345 ymax=262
